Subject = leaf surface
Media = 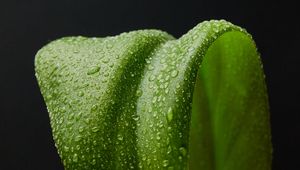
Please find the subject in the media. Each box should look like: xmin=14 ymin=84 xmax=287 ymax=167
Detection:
xmin=35 ymin=20 xmax=272 ymax=170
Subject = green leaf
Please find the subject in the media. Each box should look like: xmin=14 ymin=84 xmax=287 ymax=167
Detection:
xmin=35 ymin=20 xmax=272 ymax=170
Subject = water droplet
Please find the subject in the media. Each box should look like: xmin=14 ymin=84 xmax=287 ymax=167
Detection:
xmin=148 ymin=65 xmax=154 ymax=70
xmin=167 ymin=145 xmax=172 ymax=154
xmin=188 ymin=47 xmax=195 ymax=52
xmin=64 ymin=146 xmax=69 ymax=152
xmin=46 ymin=94 xmax=52 ymax=100
xmin=136 ymin=89 xmax=143 ymax=97
xmin=149 ymin=75 xmax=155 ymax=81
xmin=145 ymin=58 xmax=151 ymax=64
xmin=192 ymin=34 xmax=198 ymax=40
xmin=58 ymin=117 xmax=64 ymax=124
xmin=160 ymin=58 xmax=166 ymax=64
xmin=73 ymin=153 xmax=78 ymax=162
xmin=91 ymin=159 xmax=96 ymax=165
xmin=109 ymin=62 xmax=114 ymax=68
xmin=132 ymin=115 xmax=140 ymax=121
xmin=103 ymin=72 xmax=109 ymax=77
xmin=117 ymin=134 xmax=123 ymax=141
xmin=163 ymin=160 xmax=169 ymax=167
xmin=106 ymin=43 xmax=113 ymax=49
xmin=78 ymin=91 xmax=84 ymax=97
xmin=167 ymin=107 xmax=173 ymax=122
xmin=102 ymin=58 xmax=109 ymax=63
xmin=171 ymin=70 xmax=178 ymax=78
xmin=87 ymin=66 xmax=100 ymax=75
xmin=91 ymin=105 xmax=98 ymax=112
xmin=79 ymin=126 xmax=84 ymax=133
xmin=92 ymin=127 xmax=99 ymax=133
xmin=152 ymin=96 xmax=157 ymax=103
xmin=179 ymin=147 xmax=187 ymax=156
xmin=157 ymin=74 xmax=163 ymax=81
xmin=75 ymin=135 xmax=82 ymax=142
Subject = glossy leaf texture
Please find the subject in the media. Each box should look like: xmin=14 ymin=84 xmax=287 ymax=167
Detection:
xmin=35 ymin=20 xmax=272 ymax=170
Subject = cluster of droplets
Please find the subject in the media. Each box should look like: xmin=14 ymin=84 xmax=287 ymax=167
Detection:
xmin=35 ymin=20 xmax=253 ymax=169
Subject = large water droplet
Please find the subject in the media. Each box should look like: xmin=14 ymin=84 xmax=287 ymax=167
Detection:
xmin=171 ymin=70 xmax=178 ymax=78
xmin=87 ymin=66 xmax=100 ymax=75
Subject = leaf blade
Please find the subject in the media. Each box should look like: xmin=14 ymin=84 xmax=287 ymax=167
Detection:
xmin=35 ymin=20 xmax=272 ymax=170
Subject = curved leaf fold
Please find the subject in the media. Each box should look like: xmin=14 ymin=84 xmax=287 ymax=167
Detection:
xmin=35 ymin=20 xmax=272 ymax=170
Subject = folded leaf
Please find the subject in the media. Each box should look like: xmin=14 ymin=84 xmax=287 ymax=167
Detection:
xmin=35 ymin=20 xmax=272 ymax=170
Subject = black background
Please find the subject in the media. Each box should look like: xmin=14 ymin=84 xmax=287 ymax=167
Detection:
xmin=0 ymin=0 xmax=299 ymax=169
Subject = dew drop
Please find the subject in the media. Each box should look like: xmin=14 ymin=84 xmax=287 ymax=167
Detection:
xmin=78 ymin=91 xmax=84 ymax=97
xmin=73 ymin=153 xmax=78 ymax=162
xmin=167 ymin=145 xmax=172 ymax=154
xmin=91 ymin=127 xmax=99 ymax=133
xmin=75 ymin=135 xmax=82 ymax=142
xmin=78 ymin=126 xmax=84 ymax=133
xmin=117 ymin=134 xmax=123 ymax=141
xmin=142 ymin=155 xmax=147 ymax=161
xmin=171 ymin=70 xmax=178 ymax=78
xmin=103 ymin=72 xmax=109 ymax=77
xmin=163 ymin=160 xmax=169 ymax=167
xmin=149 ymin=75 xmax=155 ymax=81
xmin=179 ymin=147 xmax=187 ymax=157
xmin=160 ymin=58 xmax=166 ymax=64
xmin=102 ymin=58 xmax=109 ymax=63
xmin=106 ymin=43 xmax=113 ymax=49
xmin=64 ymin=146 xmax=69 ymax=152
xmin=91 ymin=105 xmax=98 ymax=112
xmin=136 ymin=89 xmax=143 ymax=97
xmin=152 ymin=96 xmax=157 ymax=103
xmin=132 ymin=115 xmax=140 ymax=121
xmin=87 ymin=66 xmax=100 ymax=75
xmin=148 ymin=65 xmax=154 ymax=70
xmin=91 ymin=159 xmax=96 ymax=165
xmin=167 ymin=107 xmax=173 ymax=122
